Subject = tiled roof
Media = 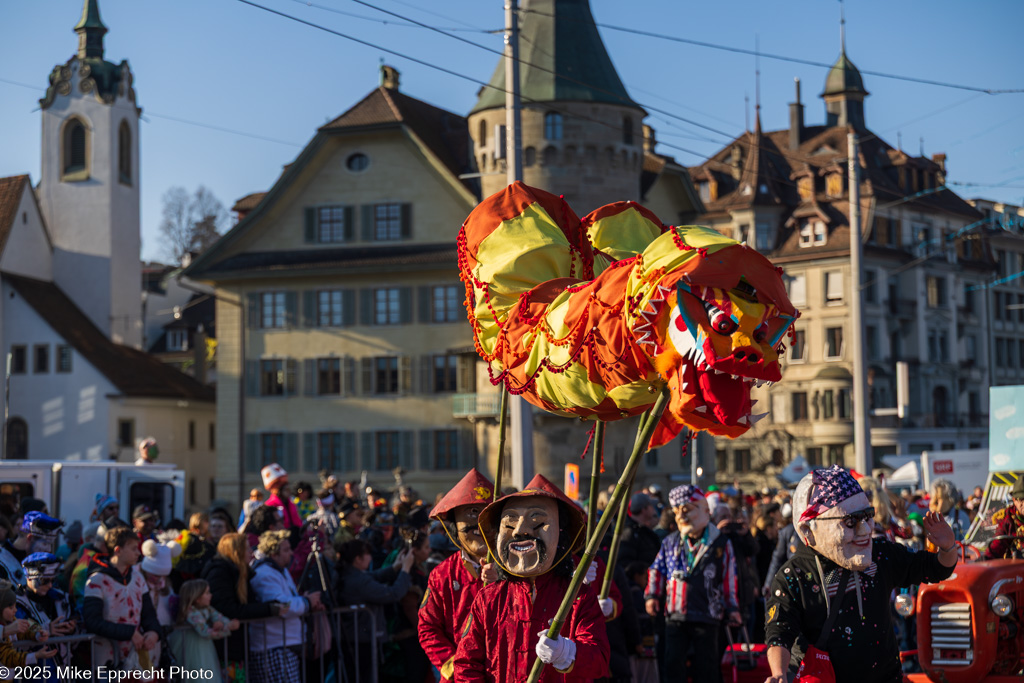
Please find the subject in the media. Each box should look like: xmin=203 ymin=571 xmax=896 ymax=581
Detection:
xmin=321 ymin=86 xmax=474 ymax=189
xmin=0 ymin=175 xmax=29 ymax=253
xmin=5 ymin=274 xmax=214 ymax=402
xmin=207 ymin=243 xmax=457 ymax=275
xmin=231 ymin=192 xmax=266 ymax=212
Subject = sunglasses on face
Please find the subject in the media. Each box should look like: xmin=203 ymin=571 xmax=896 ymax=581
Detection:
xmin=817 ymin=507 xmax=875 ymax=529
xmin=35 ymin=578 xmax=53 ymax=586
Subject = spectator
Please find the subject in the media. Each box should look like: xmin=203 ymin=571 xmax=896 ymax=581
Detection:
xmin=82 ymin=526 xmax=161 ymax=670
xmin=334 ymin=502 xmax=364 ymax=546
xmin=617 ymin=492 xmax=663 ymax=567
xmin=0 ymin=585 xmax=56 ymax=668
xmin=984 ymin=477 xmax=1024 ymax=559
xmin=132 ymin=505 xmax=160 ymax=543
xmin=653 ymin=506 xmax=676 ymax=541
xmin=336 ymin=539 xmax=413 ymax=683
xmin=965 ymin=485 xmax=984 ymax=516
xmin=250 ymin=530 xmax=321 ymax=683
xmin=16 ymin=553 xmax=75 ymax=674
xmin=304 ymin=490 xmax=339 ymax=540
xmin=91 ymin=494 xmax=121 ymax=526
xmin=168 ymin=579 xmax=238 ymax=683
xmin=293 ymin=482 xmax=316 ymax=522
xmin=56 ymin=520 xmax=83 ymax=564
xmin=238 ymin=489 xmax=264 ymax=531
xmin=0 ymin=512 xmax=63 ymax=587
xmin=207 ymin=514 xmax=230 ymax=547
xmin=929 ymin=479 xmax=971 ymax=542
xmin=174 ymin=512 xmax=216 ymax=590
xmin=136 ymin=437 xmax=160 ymax=466
xmin=387 ymin=528 xmax=432 ymax=683
xmin=200 ymin=533 xmax=283 ymax=681
xmin=67 ymin=522 xmax=109 ymax=611
xmin=261 ymin=464 xmax=302 ymax=532
xmin=140 ymin=538 xmax=181 ymax=627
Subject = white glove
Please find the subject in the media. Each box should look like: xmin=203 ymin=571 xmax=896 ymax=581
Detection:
xmin=598 ymin=597 xmax=614 ymax=617
xmin=535 ymin=632 xmax=577 ymax=672
xmin=580 ymin=561 xmax=597 ymax=584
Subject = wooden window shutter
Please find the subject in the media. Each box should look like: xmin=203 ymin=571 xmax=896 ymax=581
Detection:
xmin=303 ymin=432 xmax=317 ymax=472
xmin=245 ymin=361 xmax=260 ymax=396
xmin=341 ymin=432 xmax=356 ymax=473
xmin=303 ymin=290 xmax=317 ymax=327
xmin=342 ymin=290 xmax=356 ymax=326
xmin=417 ymin=286 xmax=432 ymax=323
xmin=457 ymin=356 xmax=475 ymax=393
xmin=400 ymin=204 xmax=412 ymax=239
xmin=284 ymin=432 xmax=299 ymax=472
xmin=419 ymin=430 xmax=432 ymax=470
xmin=304 ymin=207 xmax=317 ymax=243
xmin=247 ymin=293 xmax=261 ymax=329
xmin=285 ymin=359 xmax=298 ymax=395
xmin=285 ymin=292 xmax=299 ymax=328
xmin=303 ymin=359 xmax=316 ymax=396
xmin=361 ymin=205 xmax=374 ymax=241
xmin=360 ymin=432 xmax=374 ymax=471
xmin=459 ymin=428 xmax=475 ymax=469
xmin=360 ymin=358 xmax=373 ymax=395
xmin=399 ymin=287 xmax=413 ymax=324
xmin=400 ymin=431 xmax=414 ymax=470
xmin=343 ymin=356 xmax=356 ymax=396
xmin=245 ymin=433 xmax=259 ymax=472
xmin=399 ymin=356 xmax=413 ymax=395
xmin=344 ymin=206 xmax=355 ymax=242
xmin=359 ymin=289 xmax=373 ymax=326
xmin=420 ymin=355 xmax=432 ymax=394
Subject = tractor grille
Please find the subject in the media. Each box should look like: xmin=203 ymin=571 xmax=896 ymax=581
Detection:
xmin=930 ymin=602 xmax=973 ymax=666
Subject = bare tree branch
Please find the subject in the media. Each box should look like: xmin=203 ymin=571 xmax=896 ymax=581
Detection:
xmin=159 ymin=185 xmax=227 ymax=263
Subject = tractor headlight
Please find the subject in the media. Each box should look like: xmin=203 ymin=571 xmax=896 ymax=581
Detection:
xmin=991 ymin=594 xmax=1013 ymax=618
xmin=894 ymin=593 xmax=915 ymax=618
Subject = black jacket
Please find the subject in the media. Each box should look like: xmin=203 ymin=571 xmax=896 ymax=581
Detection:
xmin=617 ymin=517 xmax=662 ymax=568
xmin=765 ymin=540 xmax=954 ymax=683
xmin=200 ymin=555 xmax=275 ymax=661
xmin=763 ymin=523 xmax=802 ymax=593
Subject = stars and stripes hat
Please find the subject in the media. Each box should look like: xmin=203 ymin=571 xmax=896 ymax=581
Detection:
xmin=799 ymin=464 xmax=864 ymax=522
xmin=22 ymin=552 xmax=61 ymax=580
xmin=669 ymin=485 xmax=706 ymax=508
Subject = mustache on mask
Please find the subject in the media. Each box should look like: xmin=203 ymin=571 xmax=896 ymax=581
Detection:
xmin=501 ymin=533 xmax=548 ymax=564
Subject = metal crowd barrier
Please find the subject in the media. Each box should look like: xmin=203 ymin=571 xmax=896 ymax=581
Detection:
xmin=9 ymin=605 xmax=379 ymax=683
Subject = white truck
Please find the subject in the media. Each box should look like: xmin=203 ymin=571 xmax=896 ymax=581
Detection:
xmin=919 ymin=448 xmax=990 ymax=496
xmin=0 ymin=461 xmax=185 ymax=528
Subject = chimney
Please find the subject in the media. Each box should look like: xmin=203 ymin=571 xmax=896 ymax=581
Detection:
xmin=380 ymin=64 xmax=400 ymax=90
xmin=643 ymin=124 xmax=656 ymax=153
xmin=789 ymin=78 xmax=804 ymax=151
xmin=931 ymin=153 xmax=946 ymax=172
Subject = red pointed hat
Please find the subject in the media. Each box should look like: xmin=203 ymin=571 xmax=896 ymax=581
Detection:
xmin=478 ymin=474 xmax=587 ymax=555
xmin=431 ymin=469 xmax=495 ymax=520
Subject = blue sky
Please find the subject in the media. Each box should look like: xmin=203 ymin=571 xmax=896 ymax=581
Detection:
xmin=2 ymin=0 xmax=1022 ymax=262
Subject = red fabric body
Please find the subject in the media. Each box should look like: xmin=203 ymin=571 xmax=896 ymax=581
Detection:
xmin=454 ymin=571 xmax=610 ymax=683
xmin=417 ymin=553 xmax=485 ymax=680
xmin=793 ymin=644 xmax=837 ymax=683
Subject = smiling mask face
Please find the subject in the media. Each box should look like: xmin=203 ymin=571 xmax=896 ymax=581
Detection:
xmin=806 ymin=492 xmax=873 ymax=571
xmin=674 ymin=498 xmax=710 ymax=538
xmin=453 ymin=504 xmax=487 ymax=560
xmin=497 ymin=497 xmax=559 ymax=576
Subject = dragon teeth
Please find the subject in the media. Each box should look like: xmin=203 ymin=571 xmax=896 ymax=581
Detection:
xmin=695 ymin=405 xmax=708 ymax=414
xmin=737 ymin=415 xmax=748 ymax=425
xmin=731 ymin=374 xmax=739 ymax=380
xmin=748 ymin=412 xmax=769 ymax=425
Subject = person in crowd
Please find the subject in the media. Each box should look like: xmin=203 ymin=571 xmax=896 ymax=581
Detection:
xmin=201 ymin=533 xmax=284 ymax=682
xmin=929 ymin=479 xmax=971 ymax=542
xmin=625 ymin=560 xmax=657 ymax=667
xmin=67 ymin=523 xmax=109 ymax=611
xmin=764 ymin=465 xmax=958 ymax=683
xmin=985 ymin=476 xmax=1024 ymax=559
xmin=293 ymin=482 xmax=317 ymax=522
xmin=131 ymin=505 xmax=160 ymax=543
xmin=0 ymin=585 xmax=56 ymax=668
xmin=261 ymin=464 xmax=302 ymax=533
xmin=207 ymin=513 xmax=230 ymax=547
xmin=418 ymin=469 xmax=496 ymax=682
xmin=242 ymin=505 xmax=284 ymax=550
xmin=249 ymin=529 xmax=322 ymax=683
xmin=0 ymin=517 xmax=12 ymax=547
xmin=174 ymin=512 xmax=215 ymax=591
xmin=763 ymin=505 xmax=801 ymax=597
xmin=617 ymin=492 xmax=663 ymax=568
xmin=304 ymin=489 xmax=340 ymax=540
xmin=334 ymin=501 xmax=364 ymax=546
xmin=238 ymin=489 xmax=264 ymax=530
xmin=135 ymin=438 xmax=159 ymax=466
xmin=645 ymin=485 xmax=740 ymax=683
xmin=653 ymin=506 xmax=676 ymax=541
xmin=752 ymin=513 xmax=778 ymax=588
xmin=140 ymin=538 xmax=181 ymax=627
xmin=55 ymin=521 xmax=83 ymax=566
xmin=385 ymin=528 xmax=433 ymax=683
xmin=91 ymin=495 xmax=121 ymax=526
xmin=16 ymin=553 xmax=75 ymax=675
xmin=965 ymin=485 xmax=985 ymax=516
xmin=82 ymin=526 xmax=161 ymax=670
xmin=342 ymin=481 xmax=360 ymax=507
xmin=169 ymin=579 xmax=238 ymax=683
xmin=0 ymin=512 xmax=64 ymax=587
xmin=454 ymin=474 xmax=609 ymax=682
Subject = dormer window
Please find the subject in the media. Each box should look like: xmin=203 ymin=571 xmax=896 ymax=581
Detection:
xmin=826 ymin=173 xmax=842 ymax=198
xmin=799 ymin=220 xmax=827 ymax=247
xmin=797 ymin=176 xmax=813 ymax=200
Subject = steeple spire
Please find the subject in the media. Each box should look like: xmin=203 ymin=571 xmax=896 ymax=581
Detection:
xmin=74 ymin=0 xmax=107 ymax=60
xmin=840 ymin=0 xmax=846 ymax=54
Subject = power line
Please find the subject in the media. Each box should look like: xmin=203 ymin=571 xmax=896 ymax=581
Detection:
xmin=521 ymin=8 xmax=1024 ymax=95
xmin=284 ymin=0 xmax=489 ymax=32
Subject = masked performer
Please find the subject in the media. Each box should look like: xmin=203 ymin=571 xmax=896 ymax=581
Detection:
xmin=454 ymin=475 xmax=609 ymax=682
xmin=764 ymin=465 xmax=957 ymax=683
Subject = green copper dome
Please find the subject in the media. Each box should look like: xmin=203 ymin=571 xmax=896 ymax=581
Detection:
xmin=822 ymin=51 xmax=867 ymax=97
xmin=471 ymin=0 xmax=639 ymax=113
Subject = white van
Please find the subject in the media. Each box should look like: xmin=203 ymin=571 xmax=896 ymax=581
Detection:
xmin=0 ymin=461 xmax=185 ymax=528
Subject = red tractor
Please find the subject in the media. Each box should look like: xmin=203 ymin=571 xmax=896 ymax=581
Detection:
xmin=900 ymin=471 xmax=1023 ymax=682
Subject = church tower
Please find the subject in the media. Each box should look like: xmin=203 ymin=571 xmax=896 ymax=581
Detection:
xmin=467 ymin=0 xmax=646 ymax=213
xmin=820 ymin=19 xmax=868 ymax=130
xmin=37 ymin=0 xmax=142 ymax=348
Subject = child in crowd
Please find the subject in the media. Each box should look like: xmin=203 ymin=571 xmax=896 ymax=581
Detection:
xmin=0 ymin=585 xmax=56 ymax=669
xmin=169 ymin=579 xmax=238 ymax=683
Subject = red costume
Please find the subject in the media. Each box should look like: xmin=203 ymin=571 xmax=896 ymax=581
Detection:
xmin=418 ymin=552 xmax=486 ymax=680
xmin=454 ymin=571 xmax=610 ymax=683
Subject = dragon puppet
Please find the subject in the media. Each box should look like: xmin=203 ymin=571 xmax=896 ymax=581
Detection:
xmin=458 ymin=182 xmax=799 ymax=449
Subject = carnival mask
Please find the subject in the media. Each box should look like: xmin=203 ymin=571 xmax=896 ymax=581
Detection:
xmin=454 ymin=504 xmax=488 ymax=560
xmin=674 ymin=498 xmax=710 ymax=539
xmin=803 ymin=492 xmax=873 ymax=571
xmin=497 ymin=496 xmax=559 ymax=576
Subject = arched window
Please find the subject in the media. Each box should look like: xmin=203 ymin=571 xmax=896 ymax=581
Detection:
xmin=524 ymin=147 xmax=536 ymax=167
xmin=544 ymin=112 xmax=562 ymax=141
xmin=542 ymin=146 xmax=557 ymax=166
xmin=6 ymin=418 xmax=27 ymax=460
xmin=623 ymin=117 xmax=634 ymax=145
xmin=118 ymin=120 xmax=131 ymax=185
xmin=478 ymin=119 xmax=487 ymax=146
xmin=63 ymin=118 xmax=87 ymax=177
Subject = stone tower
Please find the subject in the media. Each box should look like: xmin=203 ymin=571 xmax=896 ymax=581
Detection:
xmin=37 ymin=0 xmax=142 ymax=348
xmin=467 ymin=0 xmax=646 ymax=212
xmin=821 ymin=24 xmax=868 ymax=130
